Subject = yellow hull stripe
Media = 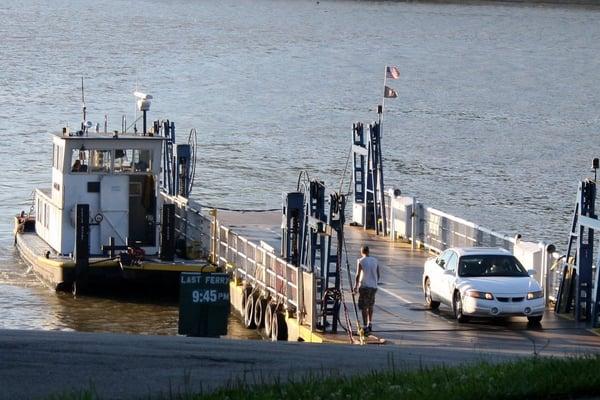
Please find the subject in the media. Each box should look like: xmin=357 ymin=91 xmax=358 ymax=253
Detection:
xmin=29 ymin=254 xmax=212 ymax=273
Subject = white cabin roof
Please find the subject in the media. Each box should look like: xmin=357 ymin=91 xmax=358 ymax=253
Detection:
xmin=53 ymin=132 xmax=166 ymax=141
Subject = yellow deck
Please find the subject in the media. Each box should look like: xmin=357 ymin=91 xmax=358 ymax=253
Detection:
xmin=15 ymin=229 xmax=213 ymax=290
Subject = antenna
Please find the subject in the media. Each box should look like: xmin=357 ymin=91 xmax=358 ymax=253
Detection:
xmin=81 ymin=77 xmax=86 ymax=126
xmin=134 ymin=78 xmax=138 ymax=132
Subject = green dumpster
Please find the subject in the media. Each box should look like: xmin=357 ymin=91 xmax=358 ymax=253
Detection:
xmin=178 ymin=272 xmax=230 ymax=337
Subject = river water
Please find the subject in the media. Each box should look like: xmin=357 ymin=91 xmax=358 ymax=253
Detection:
xmin=0 ymin=0 xmax=599 ymax=335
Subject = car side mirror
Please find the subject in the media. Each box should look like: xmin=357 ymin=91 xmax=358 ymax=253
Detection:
xmin=527 ymin=269 xmax=536 ymax=276
xmin=437 ymin=258 xmax=445 ymax=268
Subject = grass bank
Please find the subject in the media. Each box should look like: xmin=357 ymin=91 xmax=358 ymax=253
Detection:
xmin=52 ymin=355 xmax=600 ymax=400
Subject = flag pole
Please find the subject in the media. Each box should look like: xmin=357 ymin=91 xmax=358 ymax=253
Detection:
xmin=379 ymin=66 xmax=386 ymax=236
xmin=381 ymin=66 xmax=386 ymax=136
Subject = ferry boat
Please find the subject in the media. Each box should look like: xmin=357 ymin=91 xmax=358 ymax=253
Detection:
xmin=14 ymin=90 xmax=214 ymax=293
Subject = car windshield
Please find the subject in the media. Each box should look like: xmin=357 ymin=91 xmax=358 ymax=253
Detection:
xmin=458 ymin=255 xmax=529 ymax=277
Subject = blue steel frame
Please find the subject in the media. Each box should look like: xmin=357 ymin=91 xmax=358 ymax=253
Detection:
xmin=352 ymin=120 xmax=387 ymax=235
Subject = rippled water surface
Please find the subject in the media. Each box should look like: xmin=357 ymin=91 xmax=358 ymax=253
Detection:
xmin=1 ymin=0 xmax=599 ymax=333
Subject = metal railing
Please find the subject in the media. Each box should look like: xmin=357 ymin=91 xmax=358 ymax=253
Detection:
xmin=214 ymin=224 xmax=300 ymax=310
xmin=161 ymin=194 xmax=211 ymax=258
xmin=422 ymin=206 xmax=516 ymax=253
xmin=160 ymin=195 xmax=302 ymax=313
xmin=384 ymin=194 xmax=516 ymax=253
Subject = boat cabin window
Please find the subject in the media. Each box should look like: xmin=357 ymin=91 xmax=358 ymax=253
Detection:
xmin=114 ymin=149 xmax=152 ymax=173
xmin=71 ymin=149 xmax=89 ymax=172
xmin=70 ymin=149 xmax=112 ymax=173
xmin=52 ymin=144 xmax=63 ymax=170
xmin=89 ymin=150 xmax=112 ymax=173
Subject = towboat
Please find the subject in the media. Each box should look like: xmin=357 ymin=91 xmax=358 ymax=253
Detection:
xmin=14 ymin=90 xmax=214 ymax=293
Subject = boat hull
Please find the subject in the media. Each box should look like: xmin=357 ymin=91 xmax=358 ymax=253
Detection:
xmin=14 ymin=221 xmax=215 ymax=292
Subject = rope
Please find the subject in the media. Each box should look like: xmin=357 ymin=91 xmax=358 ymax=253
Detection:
xmin=337 ymin=254 xmax=355 ymax=343
xmin=338 ymin=145 xmax=353 ymax=194
xmin=343 ymin=235 xmax=364 ymax=344
xmin=187 ymin=128 xmax=198 ymax=196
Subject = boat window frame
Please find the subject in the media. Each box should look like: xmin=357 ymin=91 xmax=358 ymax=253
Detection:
xmin=114 ymin=148 xmax=154 ymax=174
xmin=70 ymin=148 xmax=90 ymax=174
xmin=52 ymin=144 xmax=64 ymax=171
xmin=89 ymin=149 xmax=113 ymax=174
xmin=43 ymin=203 xmax=49 ymax=228
xmin=68 ymin=145 xmax=157 ymax=176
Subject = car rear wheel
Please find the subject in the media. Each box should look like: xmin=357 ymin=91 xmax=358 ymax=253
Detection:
xmin=527 ymin=315 xmax=543 ymax=324
xmin=424 ymin=278 xmax=440 ymax=310
xmin=453 ymin=291 xmax=469 ymax=323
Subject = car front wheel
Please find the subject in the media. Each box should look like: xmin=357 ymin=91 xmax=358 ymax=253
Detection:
xmin=424 ymin=278 xmax=440 ymax=310
xmin=453 ymin=291 xmax=469 ymax=323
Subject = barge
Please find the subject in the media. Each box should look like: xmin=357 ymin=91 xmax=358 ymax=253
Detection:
xmin=14 ymin=90 xmax=214 ymax=293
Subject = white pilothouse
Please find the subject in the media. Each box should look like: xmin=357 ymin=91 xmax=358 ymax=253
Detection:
xmin=14 ymin=89 xmax=211 ymax=292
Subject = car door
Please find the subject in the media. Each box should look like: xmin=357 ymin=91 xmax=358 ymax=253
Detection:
xmin=439 ymin=251 xmax=458 ymax=304
xmin=430 ymin=250 xmax=452 ymax=302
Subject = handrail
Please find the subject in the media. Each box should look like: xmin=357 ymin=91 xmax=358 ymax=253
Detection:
xmin=214 ymin=222 xmax=299 ymax=310
xmin=425 ymin=206 xmax=517 ymax=246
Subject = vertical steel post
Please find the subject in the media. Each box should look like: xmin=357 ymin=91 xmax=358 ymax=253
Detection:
xmin=411 ymin=196 xmax=417 ymax=250
xmin=389 ymin=194 xmax=395 ymax=240
xmin=74 ymin=204 xmax=90 ymax=294
xmin=352 ymin=122 xmax=365 ymax=205
xmin=109 ymin=236 xmax=115 ymax=258
xmin=209 ymin=209 xmax=218 ymax=265
xmin=160 ymin=204 xmax=176 ymax=261
xmin=555 ymin=184 xmax=581 ymax=314
xmin=541 ymin=243 xmax=548 ymax=305
xmin=142 ymin=110 xmax=147 ymax=135
xmin=297 ymin=258 xmax=304 ymax=325
xmin=592 ymin=250 xmax=600 ymax=327
xmin=540 ymin=243 xmax=555 ymax=306
xmin=575 ymin=180 xmax=595 ymax=321
xmin=281 ymin=192 xmax=305 ymax=267
xmin=376 ymin=123 xmax=387 ymax=236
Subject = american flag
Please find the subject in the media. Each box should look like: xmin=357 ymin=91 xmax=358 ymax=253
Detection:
xmin=386 ymin=66 xmax=400 ymax=80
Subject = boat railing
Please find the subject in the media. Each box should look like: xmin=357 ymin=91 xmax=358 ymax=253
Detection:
xmin=161 ymin=194 xmax=211 ymax=259
xmin=163 ymin=195 xmax=305 ymax=321
xmin=214 ymin=224 xmax=299 ymax=312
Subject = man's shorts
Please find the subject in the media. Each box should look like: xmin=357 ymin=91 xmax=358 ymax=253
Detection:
xmin=358 ymin=287 xmax=377 ymax=310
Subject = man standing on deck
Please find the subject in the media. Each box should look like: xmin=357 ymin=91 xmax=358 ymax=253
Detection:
xmin=354 ymin=245 xmax=380 ymax=334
